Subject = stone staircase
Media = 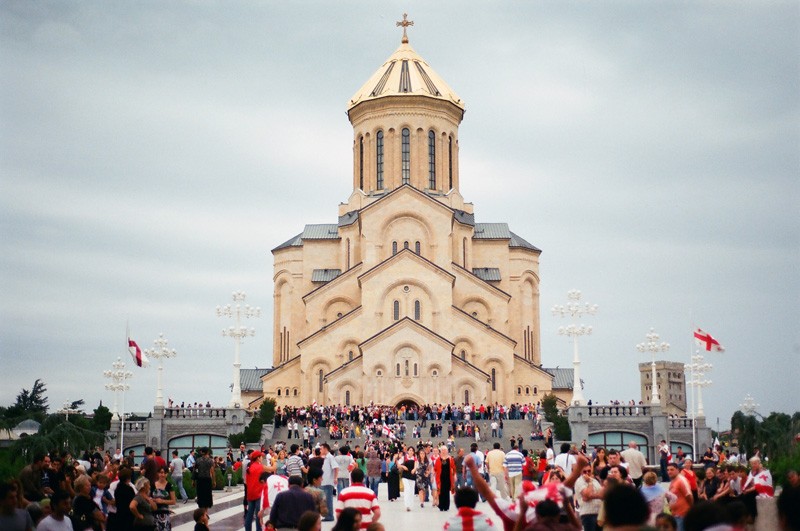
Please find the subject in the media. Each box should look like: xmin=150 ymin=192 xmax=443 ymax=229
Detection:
xmin=265 ymin=419 xmax=547 ymax=452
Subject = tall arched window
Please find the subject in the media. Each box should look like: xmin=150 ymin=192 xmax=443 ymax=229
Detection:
xmin=464 ymin=390 xmax=470 ymax=405
xmin=346 ymin=238 xmax=350 ymax=269
xmin=415 ymin=241 xmax=421 ymax=255
xmin=393 ymin=300 xmax=400 ymax=320
xmin=403 ymin=241 xmax=409 ymax=250
xmin=413 ymin=363 xmax=418 ymax=376
xmin=448 ymin=136 xmax=453 ymax=189
xmin=278 ymin=389 xmax=281 ymax=396
xmin=461 ymin=349 xmax=466 ymax=360
xmin=462 ymin=237 xmax=467 ymax=267
xmin=318 ymin=369 xmax=323 ymax=393
xmin=491 ymin=368 xmax=496 ymax=391
xmin=401 ymin=128 xmax=410 ymax=184
xmin=359 ymin=136 xmax=364 ymax=190
xmin=348 ymin=350 xmax=353 ymax=361
xmin=392 ymin=241 xmax=398 ymax=255
xmin=396 ymin=363 xmax=400 ymax=376
xmin=428 ymin=130 xmax=436 ymax=189
xmin=414 ymin=300 xmax=420 ymax=320
xmin=345 ymin=390 xmax=350 ymax=406
xmin=404 ymin=360 xmax=409 ymax=376
xmin=376 ymin=130 xmax=384 ymax=190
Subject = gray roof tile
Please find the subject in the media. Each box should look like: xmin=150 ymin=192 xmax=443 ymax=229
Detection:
xmin=311 ymin=269 xmax=342 ymax=282
xmin=472 ymin=267 xmax=501 ymax=281
xmin=240 ymin=368 xmax=272 ymax=391
xmin=454 ymin=210 xmax=475 ymax=226
xmin=272 ymin=232 xmax=303 ymax=252
xmin=509 ymin=231 xmax=541 ymax=252
xmin=302 ymin=224 xmax=339 ymax=240
xmin=473 ymin=223 xmax=511 ymax=239
xmin=544 ymin=367 xmax=574 ymax=389
xmin=338 ymin=211 xmax=359 ymax=227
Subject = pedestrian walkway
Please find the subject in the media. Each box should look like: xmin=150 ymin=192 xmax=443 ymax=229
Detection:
xmin=172 ymin=483 xmax=506 ymax=530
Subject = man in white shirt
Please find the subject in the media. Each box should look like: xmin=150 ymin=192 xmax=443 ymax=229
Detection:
xmin=620 ymin=441 xmax=648 ymax=488
xmin=545 ymin=444 xmax=555 ymax=466
xmin=35 ymin=490 xmax=72 ymax=531
xmin=169 ymin=450 xmax=188 ymax=502
xmin=320 ymin=443 xmax=339 ymax=522
xmin=553 ymin=443 xmax=577 ymax=475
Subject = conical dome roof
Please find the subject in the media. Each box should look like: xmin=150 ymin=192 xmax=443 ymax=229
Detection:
xmin=348 ymin=42 xmax=464 ymax=112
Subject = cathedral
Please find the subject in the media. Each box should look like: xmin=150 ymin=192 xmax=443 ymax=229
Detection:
xmin=247 ymin=22 xmax=573 ymax=409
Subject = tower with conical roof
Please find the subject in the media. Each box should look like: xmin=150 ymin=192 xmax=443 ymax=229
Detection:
xmin=251 ymin=16 xmax=573 ymax=411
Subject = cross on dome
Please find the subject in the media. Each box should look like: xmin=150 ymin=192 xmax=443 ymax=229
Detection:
xmin=396 ymin=13 xmax=414 ymax=44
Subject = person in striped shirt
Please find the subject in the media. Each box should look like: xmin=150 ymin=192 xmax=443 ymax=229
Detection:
xmin=503 ymin=443 xmax=525 ymax=498
xmin=335 ymin=468 xmax=381 ymax=529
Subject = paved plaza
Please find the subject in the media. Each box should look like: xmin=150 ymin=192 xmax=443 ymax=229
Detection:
xmin=171 ymin=483 xmax=505 ymax=531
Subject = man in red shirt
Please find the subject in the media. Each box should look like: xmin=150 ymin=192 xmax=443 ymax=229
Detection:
xmin=668 ymin=462 xmax=693 ymax=529
xmin=245 ymin=451 xmax=265 ymax=531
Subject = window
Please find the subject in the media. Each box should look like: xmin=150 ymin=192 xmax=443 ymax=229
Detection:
xmin=401 ymin=128 xmax=410 ymax=184
xmin=432 ymin=369 xmax=438 ymax=377
xmin=462 ymin=237 xmax=467 ymax=267
xmin=588 ymin=432 xmax=650 ymax=457
xmin=448 ymin=136 xmax=453 ymax=189
xmin=168 ymin=435 xmax=228 ymax=459
xmin=525 ymin=387 xmax=530 ymax=395
xmin=491 ymin=368 xmax=496 ymax=391
xmin=461 ymin=350 xmax=466 ymax=360
xmin=345 ymin=390 xmax=350 ymax=406
xmin=377 ymin=369 xmax=382 ymax=376
xmin=348 ymin=350 xmax=353 ymax=361
xmin=414 ymin=300 xmax=420 ymax=320
xmin=517 ymin=387 xmax=522 ymax=395
xmin=428 ymin=130 xmax=436 ymax=188
xmin=359 ymin=136 xmax=364 ymax=189
xmin=464 ymin=390 xmax=470 ymax=404
xmin=346 ymin=238 xmax=350 ymax=269
xmin=393 ymin=300 xmax=400 ymax=320
xmin=318 ymin=370 xmax=323 ymax=393
xmin=404 ymin=241 xmax=409 ymax=250
xmin=396 ymin=364 xmax=400 ymax=376
xmin=534 ymin=386 xmax=538 ymax=395
xmin=405 ymin=360 xmax=409 ymax=376
xmin=415 ymin=241 xmax=421 ymax=255
xmin=376 ymin=130 xmax=384 ymax=190
xmin=413 ymin=363 xmax=418 ymax=376
xmin=392 ymin=241 xmax=398 ymax=255
xmin=293 ymin=388 xmax=298 ymax=396
xmin=278 ymin=389 xmax=281 ymax=396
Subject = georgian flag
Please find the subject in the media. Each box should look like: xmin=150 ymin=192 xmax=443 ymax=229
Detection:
xmin=381 ymin=424 xmax=393 ymax=438
xmin=745 ymin=469 xmax=774 ymax=497
xmin=694 ymin=328 xmax=725 ymax=352
xmin=128 ymin=337 xmax=149 ymax=367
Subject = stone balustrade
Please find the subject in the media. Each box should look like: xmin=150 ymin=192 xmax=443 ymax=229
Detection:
xmin=587 ymin=405 xmax=651 ymax=417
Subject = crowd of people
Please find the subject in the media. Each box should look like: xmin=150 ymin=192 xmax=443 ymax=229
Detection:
xmin=2 ymin=425 xmax=798 ymax=531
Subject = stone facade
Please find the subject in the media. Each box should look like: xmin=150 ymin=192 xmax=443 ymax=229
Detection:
xmin=256 ymin=37 xmax=567 ymax=409
xmin=105 ymin=406 xmax=248 ymax=454
xmin=568 ymin=404 xmax=712 ymax=463
xmin=639 ymin=361 xmax=687 ymax=417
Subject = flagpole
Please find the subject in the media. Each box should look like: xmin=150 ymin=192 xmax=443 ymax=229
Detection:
xmin=690 ymin=327 xmax=697 ymax=461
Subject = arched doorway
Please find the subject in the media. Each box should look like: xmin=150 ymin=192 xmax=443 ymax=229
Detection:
xmin=396 ymin=399 xmax=419 ymax=410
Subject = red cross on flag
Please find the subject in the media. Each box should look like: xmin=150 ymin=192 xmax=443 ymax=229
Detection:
xmin=128 ymin=337 xmax=149 ymax=367
xmin=694 ymin=328 xmax=725 ymax=352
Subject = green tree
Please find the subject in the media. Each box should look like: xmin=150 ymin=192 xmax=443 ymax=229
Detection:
xmin=542 ymin=393 xmax=571 ymax=441
xmin=93 ymin=403 xmax=113 ymax=433
xmin=5 ymin=379 xmax=49 ymax=423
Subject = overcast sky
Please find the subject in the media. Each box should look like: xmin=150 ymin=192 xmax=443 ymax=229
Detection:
xmin=1 ymin=2 xmax=798 ymax=430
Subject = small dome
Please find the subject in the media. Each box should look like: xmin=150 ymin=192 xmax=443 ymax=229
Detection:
xmin=348 ymin=42 xmax=464 ymax=112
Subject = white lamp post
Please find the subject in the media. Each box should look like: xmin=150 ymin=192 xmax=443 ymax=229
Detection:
xmin=144 ymin=333 xmax=177 ymax=408
xmin=740 ymin=394 xmax=759 ymax=416
xmin=686 ymin=353 xmax=712 ymax=417
xmin=104 ymin=357 xmax=133 ymax=449
xmin=636 ymin=328 xmax=670 ymax=405
xmin=217 ymin=291 xmax=260 ymax=408
xmin=552 ymin=289 xmax=597 ymax=406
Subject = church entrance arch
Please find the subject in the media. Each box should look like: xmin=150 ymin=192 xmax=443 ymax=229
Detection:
xmin=396 ymin=399 xmax=419 ymax=410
